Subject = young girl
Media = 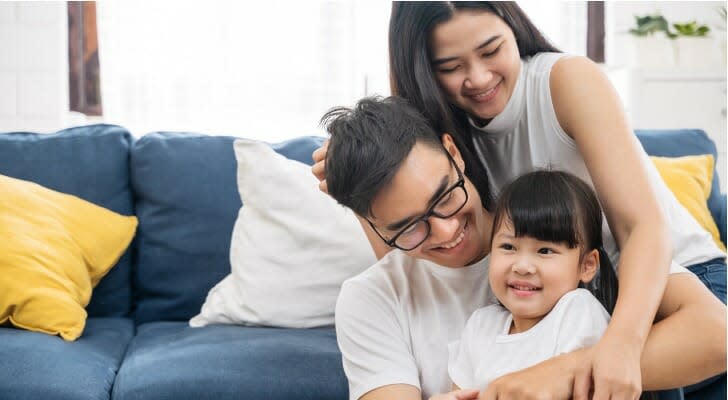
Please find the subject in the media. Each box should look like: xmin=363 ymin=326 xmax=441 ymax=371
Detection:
xmin=448 ymin=169 xmax=618 ymax=391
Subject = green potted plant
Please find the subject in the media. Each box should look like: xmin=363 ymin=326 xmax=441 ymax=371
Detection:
xmin=673 ymin=20 xmax=718 ymax=67
xmin=628 ymin=14 xmax=676 ymax=68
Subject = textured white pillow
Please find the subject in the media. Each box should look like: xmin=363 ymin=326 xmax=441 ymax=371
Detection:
xmin=190 ymin=139 xmax=375 ymax=328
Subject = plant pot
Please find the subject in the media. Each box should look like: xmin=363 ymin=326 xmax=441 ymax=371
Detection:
xmin=675 ymin=36 xmax=720 ymax=67
xmin=629 ymin=35 xmax=675 ymax=68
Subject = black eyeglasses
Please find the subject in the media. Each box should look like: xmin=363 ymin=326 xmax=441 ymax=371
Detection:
xmin=367 ymin=157 xmax=468 ymax=251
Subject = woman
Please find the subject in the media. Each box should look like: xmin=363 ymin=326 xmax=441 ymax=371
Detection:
xmin=313 ymin=2 xmax=726 ymax=399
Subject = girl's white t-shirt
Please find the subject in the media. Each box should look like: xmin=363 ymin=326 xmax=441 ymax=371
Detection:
xmin=470 ymin=52 xmax=725 ymax=271
xmin=448 ymin=288 xmax=609 ymax=390
xmin=335 ymin=249 xmax=495 ymax=400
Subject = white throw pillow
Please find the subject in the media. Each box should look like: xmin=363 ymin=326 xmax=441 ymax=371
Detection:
xmin=189 ymin=139 xmax=376 ymax=328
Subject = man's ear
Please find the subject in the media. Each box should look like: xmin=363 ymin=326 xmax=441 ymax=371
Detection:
xmin=441 ymin=133 xmax=465 ymax=172
xmin=579 ymin=249 xmax=599 ymax=284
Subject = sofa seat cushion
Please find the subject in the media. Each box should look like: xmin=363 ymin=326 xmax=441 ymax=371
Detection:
xmin=0 ymin=124 xmax=135 ymax=318
xmin=0 ymin=317 xmax=134 ymax=400
xmin=112 ymin=322 xmax=347 ymax=400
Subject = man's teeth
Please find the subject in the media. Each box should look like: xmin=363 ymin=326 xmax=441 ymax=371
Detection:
xmin=441 ymin=230 xmax=465 ymax=249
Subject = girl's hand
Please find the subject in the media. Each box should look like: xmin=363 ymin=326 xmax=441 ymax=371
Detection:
xmin=311 ymin=139 xmax=329 ymax=193
xmin=574 ymin=334 xmax=642 ymax=400
xmin=429 ymin=388 xmax=480 ymax=400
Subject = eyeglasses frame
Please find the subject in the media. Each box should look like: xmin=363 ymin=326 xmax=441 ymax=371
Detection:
xmin=366 ymin=154 xmax=469 ymax=251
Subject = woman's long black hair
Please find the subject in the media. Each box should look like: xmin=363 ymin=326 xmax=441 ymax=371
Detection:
xmin=491 ymin=170 xmax=619 ymax=314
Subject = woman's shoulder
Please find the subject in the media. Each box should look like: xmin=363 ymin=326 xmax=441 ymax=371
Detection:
xmin=524 ymin=52 xmax=574 ymax=77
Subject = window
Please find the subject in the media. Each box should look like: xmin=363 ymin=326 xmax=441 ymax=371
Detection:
xmin=96 ymin=1 xmax=391 ymax=140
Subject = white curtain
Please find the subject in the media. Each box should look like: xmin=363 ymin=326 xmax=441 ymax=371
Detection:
xmin=96 ymin=1 xmax=584 ymax=141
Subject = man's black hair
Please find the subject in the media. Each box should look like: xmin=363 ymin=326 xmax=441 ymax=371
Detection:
xmin=320 ymin=95 xmax=493 ymax=218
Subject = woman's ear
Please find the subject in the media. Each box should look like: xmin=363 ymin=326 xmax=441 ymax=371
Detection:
xmin=441 ymin=133 xmax=465 ymax=171
xmin=579 ymin=249 xmax=599 ymax=284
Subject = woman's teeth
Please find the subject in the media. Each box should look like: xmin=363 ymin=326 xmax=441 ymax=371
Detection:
xmin=473 ymin=86 xmax=497 ymax=99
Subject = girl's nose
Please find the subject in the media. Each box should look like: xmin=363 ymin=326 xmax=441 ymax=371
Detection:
xmin=512 ymin=257 xmax=536 ymax=275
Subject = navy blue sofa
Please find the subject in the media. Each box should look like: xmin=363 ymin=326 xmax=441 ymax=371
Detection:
xmin=0 ymin=125 xmax=724 ymax=400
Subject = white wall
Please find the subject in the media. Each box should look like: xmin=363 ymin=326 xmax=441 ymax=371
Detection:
xmin=606 ymin=1 xmax=727 ymax=188
xmin=606 ymin=1 xmax=725 ymax=65
xmin=0 ymin=2 xmax=69 ymax=133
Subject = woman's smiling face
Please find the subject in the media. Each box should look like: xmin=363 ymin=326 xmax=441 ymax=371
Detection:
xmin=429 ymin=10 xmax=521 ymax=124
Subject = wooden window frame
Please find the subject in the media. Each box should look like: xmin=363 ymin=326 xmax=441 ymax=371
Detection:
xmin=68 ymin=1 xmax=102 ymax=116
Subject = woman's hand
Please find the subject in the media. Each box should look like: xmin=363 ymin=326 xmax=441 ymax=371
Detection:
xmin=311 ymin=139 xmax=329 ymax=193
xmin=429 ymin=388 xmax=480 ymax=400
xmin=574 ymin=333 xmax=642 ymax=400
xmin=479 ymin=349 xmax=588 ymax=400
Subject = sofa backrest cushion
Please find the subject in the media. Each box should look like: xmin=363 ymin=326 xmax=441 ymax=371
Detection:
xmin=130 ymin=132 xmax=324 ymax=324
xmin=0 ymin=124 xmax=135 ymax=318
xmin=635 ymin=129 xmax=722 ymax=230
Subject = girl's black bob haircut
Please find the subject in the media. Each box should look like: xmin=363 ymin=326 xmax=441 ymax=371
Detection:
xmin=491 ymin=169 xmax=619 ymax=315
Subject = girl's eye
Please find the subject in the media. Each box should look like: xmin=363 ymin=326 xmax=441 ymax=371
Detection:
xmin=499 ymin=243 xmax=514 ymax=251
xmin=538 ymin=247 xmax=555 ymax=254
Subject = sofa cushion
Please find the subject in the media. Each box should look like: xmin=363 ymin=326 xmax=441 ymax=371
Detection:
xmin=131 ymin=133 xmax=324 ymax=324
xmin=635 ymin=129 xmax=723 ymax=229
xmin=651 ymin=154 xmax=725 ymax=250
xmin=0 ymin=124 xmax=135 ymax=318
xmin=0 ymin=174 xmax=137 ymax=341
xmin=0 ymin=317 xmax=134 ymax=400
xmin=112 ymin=322 xmax=347 ymax=400
xmin=189 ymin=138 xmax=374 ymax=329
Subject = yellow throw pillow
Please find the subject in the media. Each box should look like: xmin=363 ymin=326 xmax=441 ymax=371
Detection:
xmin=651 ymin=154 xmax=725 ymax=251
xmin=0 ymin=174 xmax=138 ymax=341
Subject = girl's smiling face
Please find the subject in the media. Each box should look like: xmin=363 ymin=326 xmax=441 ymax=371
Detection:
xmin=429 ymin=10 xmax=522 ymax=124
xmin=488 ymin=218 xmax=598 ymax=333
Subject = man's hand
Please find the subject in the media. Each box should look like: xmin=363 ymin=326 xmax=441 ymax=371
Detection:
xmin=429 ymin=388 xmax=480 ymax=400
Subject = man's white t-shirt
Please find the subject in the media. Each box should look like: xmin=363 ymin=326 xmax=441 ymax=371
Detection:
xmin=448 ymin=289 xmax=609 ymax=390
xmin=335 ymin=250 xmax=494 ymax=400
